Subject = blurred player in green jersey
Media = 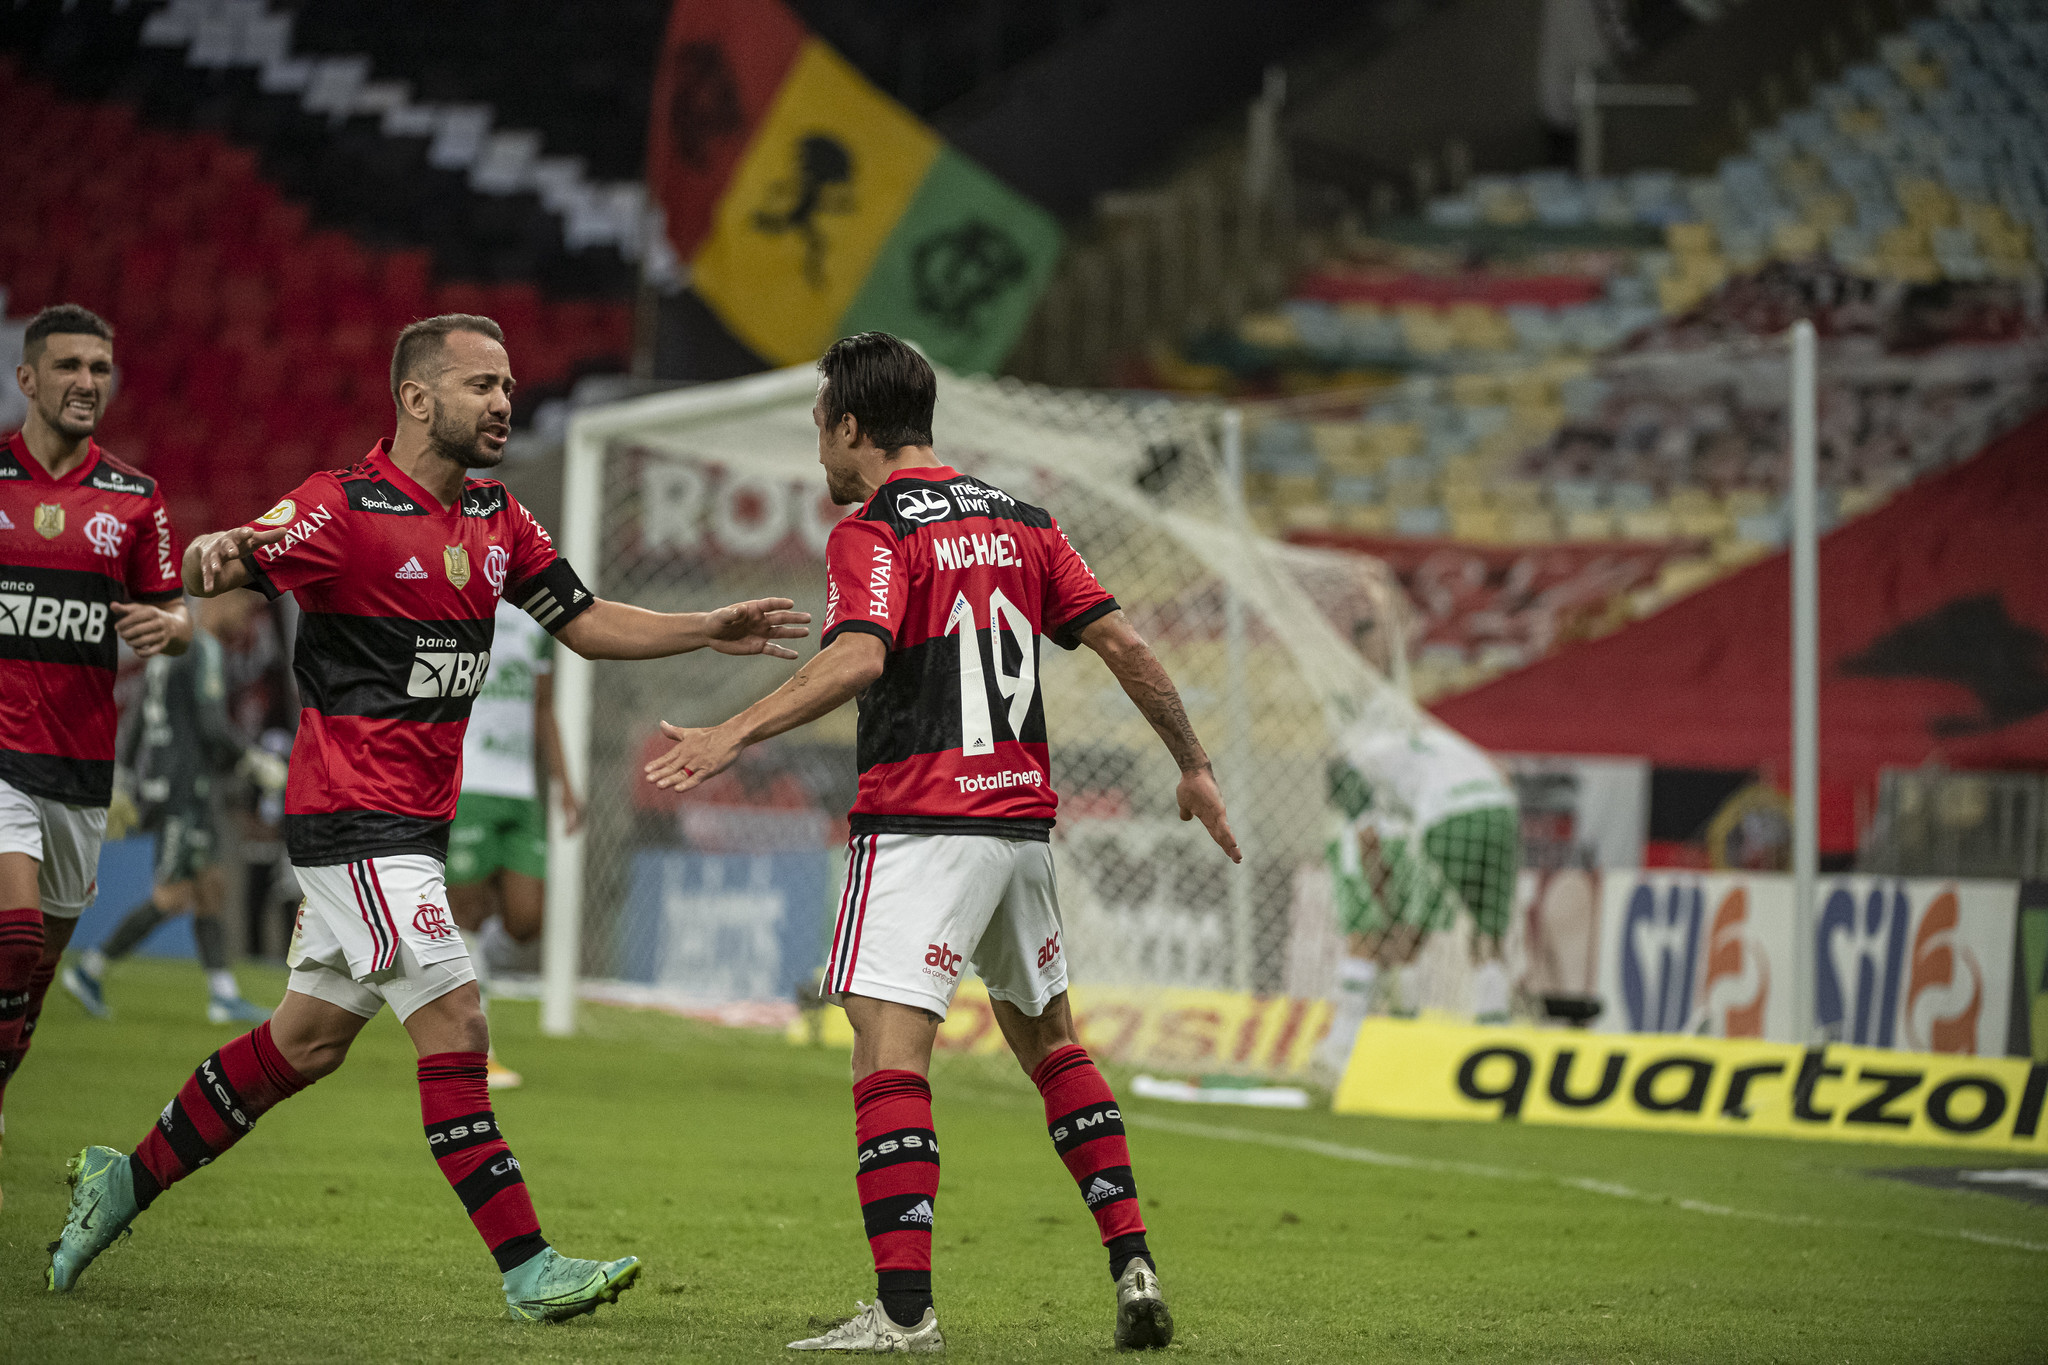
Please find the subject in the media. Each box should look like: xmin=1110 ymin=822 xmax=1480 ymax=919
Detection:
xmin=445 ymin=596 xmax=581 ymax=1088
xmin=63 ymin=590 xmax=285 ymax=1022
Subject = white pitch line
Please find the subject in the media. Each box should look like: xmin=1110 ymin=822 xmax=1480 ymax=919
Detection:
xmin=1126 ymin=1113 xmax=2048 ymax=1254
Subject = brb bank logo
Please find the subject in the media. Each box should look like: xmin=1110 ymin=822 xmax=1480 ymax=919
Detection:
xmin=1619 ymin=880 xmax=1771 ymax=1038
xmin=1816 ymin=882 xmax=1985 ymax=1053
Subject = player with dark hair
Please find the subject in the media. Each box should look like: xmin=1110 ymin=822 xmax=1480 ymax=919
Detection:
xmin=1 ymin=305 xmax=190 ymax=1208
xmin=46 ymin=315 xmax=810 ymax=1320
xmin=647 ymin=330 xmax=1240 ymax=1353
xmin=62 ymin=588 xmax=285 ymax=1023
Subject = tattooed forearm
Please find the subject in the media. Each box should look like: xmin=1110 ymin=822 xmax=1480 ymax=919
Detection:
xmin=1121 ymin=660 xmax=1208 ymax=773
xmin=1080 ymin=613 xmax=1210 ymax=773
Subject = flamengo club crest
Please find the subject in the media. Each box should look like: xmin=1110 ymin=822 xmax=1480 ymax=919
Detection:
xmin=34 ymin=503 xmax=64 ymax=539
xmin=483 ymin=543 xmax=510 ymax=593
xmin=412 ymin=903 xmax=454 ymax=941
xmin=442 ymin=545 xmax=470 ymax=589
xmin=85 ymin=511 xmax=123 ymax=556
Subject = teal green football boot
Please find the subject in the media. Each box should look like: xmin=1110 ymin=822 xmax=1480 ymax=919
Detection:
xmin=47 ymin=1145 xmax=142 ymax=1291
xmin=502 ymin=1246 xmax=642 ymax=1322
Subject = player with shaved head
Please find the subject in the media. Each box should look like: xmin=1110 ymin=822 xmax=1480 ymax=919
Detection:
xmin=47 ymin=315 xmax=811 ymax=1323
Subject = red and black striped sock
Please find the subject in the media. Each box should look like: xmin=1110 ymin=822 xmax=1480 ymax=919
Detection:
xmin=1031 ymin=1044 xmax=1152 ymax=1279
xmin=0 ymin=908 xmax=40 ymax=1113
xmin=853 ymin=1068 xmax=939 ymax=1324
xmin=130 ymin=1020 xmax=311 ymax=1207
xmin=418 ymin=1052 xmax=547 ymax=1273
xmin=11 ymin=958 xmax=56 ymax=1080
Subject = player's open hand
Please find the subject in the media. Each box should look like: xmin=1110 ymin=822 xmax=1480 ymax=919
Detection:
xmin=703 ymin=598 xmax=811 ymax=659
xmin=1177 ymin=766 xmax=1242 ymax=863
xmin=196 ymin=525 xmax=289 ymax=593
xmin=110 ymin=601 xmax=178 ymax=657
xmin=644 ymin=720 xmax=743 ymax=793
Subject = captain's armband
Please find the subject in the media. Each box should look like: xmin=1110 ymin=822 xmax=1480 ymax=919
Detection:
xmin=509 ymin=557 xmax=596 ymax=635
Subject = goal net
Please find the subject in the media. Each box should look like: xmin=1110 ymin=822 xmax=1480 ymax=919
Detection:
xmin=543 ymin=365 xmax=1493 ymax=1070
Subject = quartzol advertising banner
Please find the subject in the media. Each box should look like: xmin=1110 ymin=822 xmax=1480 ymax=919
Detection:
xmin=1334 ymin=1019 xmax=2048 ymax=1152
xmin=1592 ymin=873 xmax=2018 ymax=1054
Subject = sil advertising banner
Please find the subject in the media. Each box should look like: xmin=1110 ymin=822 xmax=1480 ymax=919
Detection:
xmin=1334 ymin=1018 xmax=2048 ymax=1153
xmin=794 ymin=977 xmax=1332 ymax=1077
xmin=1589 ymin=873 xmax=2019 ymax=1056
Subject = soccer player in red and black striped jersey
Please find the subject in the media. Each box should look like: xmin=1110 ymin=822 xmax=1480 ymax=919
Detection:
xmin=1 ymin=305 xmax=191 ymax=1202
xmin=647 ymin=332 xmax=1240 ymax=1353
xmin=46 ymin=316 xmax=809 ymax=1319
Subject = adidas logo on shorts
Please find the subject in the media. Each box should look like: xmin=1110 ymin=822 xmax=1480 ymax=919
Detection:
xmin=901 ymin=1199 xmax=935 ymax=1226
xmin=395 ymin=555 xmax=428 ymax=580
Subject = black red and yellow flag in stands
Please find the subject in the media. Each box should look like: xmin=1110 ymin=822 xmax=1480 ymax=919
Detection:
xmin=647 ymin=0 xmax=1062 ymax=372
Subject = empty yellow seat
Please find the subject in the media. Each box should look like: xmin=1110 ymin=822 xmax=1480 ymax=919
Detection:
xmin=1619 ymin=507 xmax=1678 ymax=540
xmin=1450 ymin=507 xmax=1506 ymax=542
xmin=1565 ymin=509 xmax=1617 ymax=540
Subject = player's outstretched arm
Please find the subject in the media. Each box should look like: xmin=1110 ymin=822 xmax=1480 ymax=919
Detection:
xmin=644 ymin=631 xmax=886 ymax=794
xmin=554 ymin=597 xmax=810 ymax=662
xmin=182 ymin=525 xmax=289 ymax=597
xmin=1078 ymin=610 xmax=1242 ymax=863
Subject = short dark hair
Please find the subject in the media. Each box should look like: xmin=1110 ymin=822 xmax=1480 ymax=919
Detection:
xmin=24 ymin=304 xmax=113 ymax=363
xmin=817 ymin=332 xmax=935 ymax=452
xmin=390 ymin=313 xmax=506 ymax=401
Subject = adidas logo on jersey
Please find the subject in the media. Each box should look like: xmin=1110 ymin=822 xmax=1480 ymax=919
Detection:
xmin=0 ymin=510 xmax=13 ymax=529
xmin=395 ymin=556 xmax=428 ymax=580
xmin=1085 ymin=1176 xmax=1126 ymax=1206
xmin=900 ymin=1200 xmax=935 ymax=1226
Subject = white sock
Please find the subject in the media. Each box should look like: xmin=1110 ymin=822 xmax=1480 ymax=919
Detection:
xmin=1319 ymin=957 xmax=1379 ymax=1068
xmin=1473 ymin=960 xmax=1510 ymax=1020
xmin=206 ymin=969 xmax=239 ymax=1000
xmin=460 ymin=929 xmax=490 ymax=1021
xmin=81 ymin=949 xmax=108 ymax=979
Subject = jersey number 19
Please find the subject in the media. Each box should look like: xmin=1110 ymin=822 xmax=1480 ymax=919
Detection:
xmin=947 ymin=588 xmax=1036 ymax=757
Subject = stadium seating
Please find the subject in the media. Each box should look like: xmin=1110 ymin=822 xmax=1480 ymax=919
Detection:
xmin=0 ymin=58 xmax=633 ymax=531
xmin=1169 ymin=0 xmax=2048 ymax=698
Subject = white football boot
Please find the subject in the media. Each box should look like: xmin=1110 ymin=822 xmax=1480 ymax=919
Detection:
xmin=1113 ymin=1258 xmax=1174 ymax=1350
xmin=787 ymin=1300 xmax=945 ymax=1353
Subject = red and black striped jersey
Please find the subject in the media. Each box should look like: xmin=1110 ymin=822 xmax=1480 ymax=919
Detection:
xmin=819 ymin=465 xmax=1116 ymax=839
xmin=0 ymin=433 xmax=181 ymax=806
xmin=242 ymin=441 xmax=594 ymax=866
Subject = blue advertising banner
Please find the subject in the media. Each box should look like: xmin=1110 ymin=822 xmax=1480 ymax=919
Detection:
xmin=619 ymin=849 xmax=830 ymax=1003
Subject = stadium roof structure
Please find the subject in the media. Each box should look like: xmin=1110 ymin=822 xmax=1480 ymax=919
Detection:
xmin=1434 ymin=407 xmax=2048 ymax=785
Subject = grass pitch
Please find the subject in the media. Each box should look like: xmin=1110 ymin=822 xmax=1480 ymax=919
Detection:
xmin=2 ymin=962 xmax=2043 ymax=1363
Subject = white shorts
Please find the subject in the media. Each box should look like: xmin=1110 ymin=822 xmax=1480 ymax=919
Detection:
xmin=823 ymin=832 xmax=1068 ymax=1021
xmin=0 ymin=774 xmax=105 ymax=917
xmin=284 ymin=854 xmax=474 ymax=1023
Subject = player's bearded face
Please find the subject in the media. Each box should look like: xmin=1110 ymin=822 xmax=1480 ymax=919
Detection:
xmin=25 ymin=336 xmax=111 ymax=439
xmin=428 ymin=394 xmax=507 ymax=469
